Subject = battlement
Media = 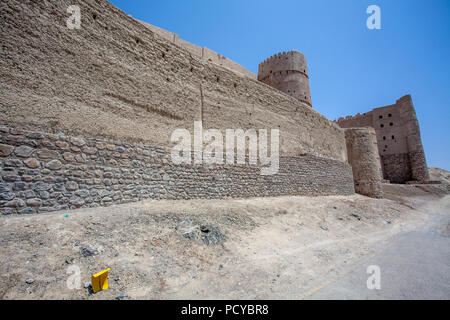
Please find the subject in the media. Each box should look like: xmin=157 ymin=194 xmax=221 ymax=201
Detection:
xmin=336 ymin=112 xmax=370 ymax=123
xmin=259 ymin=51 xmax=296 ymax=68
xmin=337 ymin=94 xmax=415 ymax=123
xmin=258 ymin=50 xmax=308 ymax=81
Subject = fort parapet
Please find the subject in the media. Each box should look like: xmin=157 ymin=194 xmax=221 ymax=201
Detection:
xmin=139 ymin=21 xmax=257 ymax=80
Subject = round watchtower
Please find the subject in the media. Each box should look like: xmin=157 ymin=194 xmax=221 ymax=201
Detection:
xmin=258 ymin=50 xmax=311 ymax=107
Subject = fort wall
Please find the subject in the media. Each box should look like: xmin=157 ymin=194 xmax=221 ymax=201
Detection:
xmin=0 ymin=0 xmax=356 ymax=213
xmin=0 ymin=0 xmax=347 ymax=162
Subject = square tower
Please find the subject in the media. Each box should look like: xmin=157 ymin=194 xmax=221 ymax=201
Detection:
xmin=337 ymin=95 xmax=429 ymax=183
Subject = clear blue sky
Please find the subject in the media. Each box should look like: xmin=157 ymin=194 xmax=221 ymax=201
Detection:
xmin=109 ymin=0 xmax=449 ymax=170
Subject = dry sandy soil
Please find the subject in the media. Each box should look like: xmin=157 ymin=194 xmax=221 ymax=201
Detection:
xmin=429 ymin=167 xmax=450 ymax=184
xmin=0 ymin=183 xmax=449 ymax=300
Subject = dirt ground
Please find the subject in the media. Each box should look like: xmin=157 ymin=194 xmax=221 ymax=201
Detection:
xmin=429 ymin=167 xmax=450 ymax=184
xmin=0 ymin=183 xmax=449 ymax=300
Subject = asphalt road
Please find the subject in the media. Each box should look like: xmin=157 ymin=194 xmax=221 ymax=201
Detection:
xmin=307 ymin=215 xmax=450 ymax=300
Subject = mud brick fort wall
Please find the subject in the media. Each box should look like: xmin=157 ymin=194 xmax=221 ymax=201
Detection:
xmin=0 ymin=0 xmax=359 ymax=214
xmin=0 ymin=0 xmax=347 ymax=162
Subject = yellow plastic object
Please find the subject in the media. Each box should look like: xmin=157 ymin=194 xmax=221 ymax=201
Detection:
xmin=91 ymin=268 xmax=111 ymax=293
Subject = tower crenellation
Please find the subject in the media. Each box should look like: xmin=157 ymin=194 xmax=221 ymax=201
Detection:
xmin=257 ymin=50 xmax=312 ymax=107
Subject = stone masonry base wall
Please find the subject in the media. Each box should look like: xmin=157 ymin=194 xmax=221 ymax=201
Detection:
xmin=408 ymin=150 xmax=430 ymax=182
xmin=381 ymin=153 xmax=410 ymax=183
xmin=382 ymin=151 xmax=430 ymax=184
xmin=0 ymin=124 xmax=354 ymax=214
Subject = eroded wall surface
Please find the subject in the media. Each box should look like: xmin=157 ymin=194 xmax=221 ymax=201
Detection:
xmin=0 ymin=0 xmax=347 ymax=162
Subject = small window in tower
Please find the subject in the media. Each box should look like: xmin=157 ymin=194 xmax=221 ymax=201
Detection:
xmin=392 ymin=135 xmax=395 ymax=140
xmin=379 ymin=115 xmax=383 ymax=119
xmin=383 ymin=136 xmax=386 ymax=140
xmin=388 ymin=113 xmax=392 ymax=117
xmin=389 ymin=122 xmax=393 ymax=126
xmin=380 ymin=124 xmax=384 ymax=128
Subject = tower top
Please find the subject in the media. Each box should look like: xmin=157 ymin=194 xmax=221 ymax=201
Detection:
xmin=257 ymin=50 xmax=312 ymax=106
xmin=258 ymin=50 xmax=308 ymax=81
